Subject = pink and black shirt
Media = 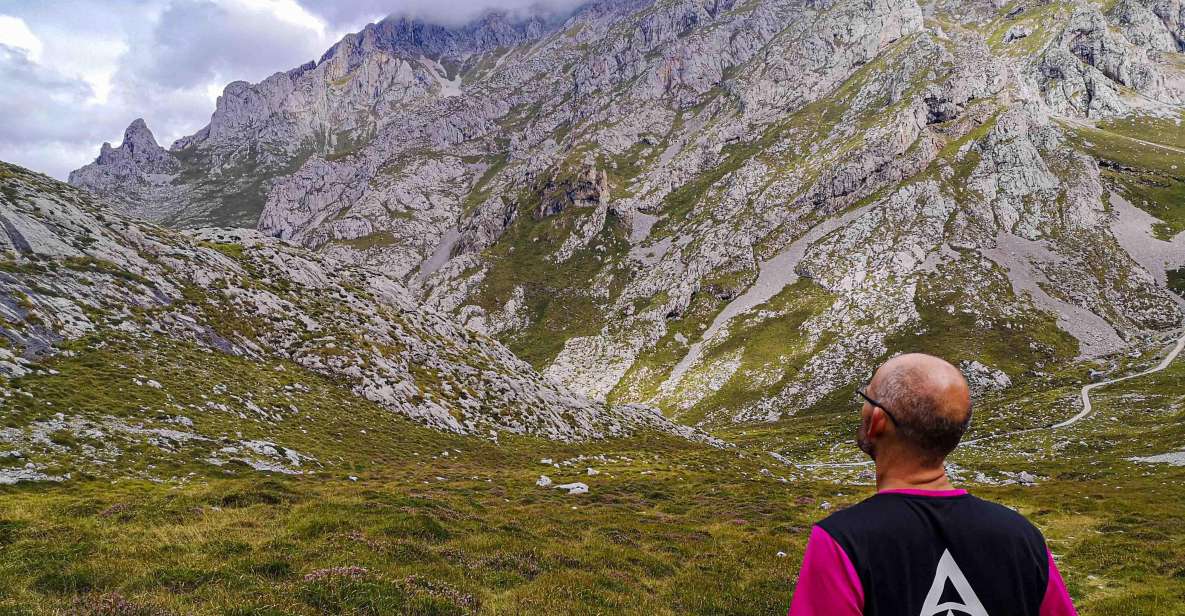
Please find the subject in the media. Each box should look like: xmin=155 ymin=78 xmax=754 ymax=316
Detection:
xmin=788 ymin=489 xmax=1077 ymax=616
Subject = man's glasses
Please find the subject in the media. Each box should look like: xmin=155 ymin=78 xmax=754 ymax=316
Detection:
xmin=856 ymin=388 xmax=898 ymax=425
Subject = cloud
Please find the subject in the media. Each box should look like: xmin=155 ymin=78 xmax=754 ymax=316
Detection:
xmin=0 ymin=44 xmax=130 ymax=179
xmin=132 ymin=0 xmax=330 ymax=89
xmin=297 ymin=0 xmax=585 ymax=28
xmin=0 ymin=0 xmax=347 ymax=179
xmin=0 ymin=15 xmax=43 ymax=60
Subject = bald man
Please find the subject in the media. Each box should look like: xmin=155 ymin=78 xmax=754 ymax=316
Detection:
xmin=787 ymin=353 xmax=1077 ymax=616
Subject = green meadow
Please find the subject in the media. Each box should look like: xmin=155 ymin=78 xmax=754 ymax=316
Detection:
xmin=1 ymin=335 xmax=1184 ymax=615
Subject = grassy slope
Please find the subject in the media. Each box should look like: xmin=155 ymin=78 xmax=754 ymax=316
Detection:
xmin=3 ymin=331 xmax=1185 ymax=614
xmin=473 ymin=206 xmax=631 ymax=370
xmin=1063 ymin=116 xmax=1185 ymax=241
xmin=664 ymin=280 xmax=836 ymax=425
xmin=886 ymin=254 xmax=1080 ymax=379
xmin=0 ymin=439 xmax=815 ymax=616
xmin=0 ymin=333 xmax=812 ymax=615
xmin=1169 ymin=266 xmax=1185 ymax=297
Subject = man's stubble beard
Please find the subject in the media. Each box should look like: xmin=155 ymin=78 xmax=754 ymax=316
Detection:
xmin=857 ymin=422 xmax=876 ymax=461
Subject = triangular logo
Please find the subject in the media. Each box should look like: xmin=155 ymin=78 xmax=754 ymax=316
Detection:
xmin=919 ymin=549 xmax=990 ymax=616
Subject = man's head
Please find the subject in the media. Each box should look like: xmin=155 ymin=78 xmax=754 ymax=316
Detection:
xmin=855 ymin=353 xmax=972 ymax=467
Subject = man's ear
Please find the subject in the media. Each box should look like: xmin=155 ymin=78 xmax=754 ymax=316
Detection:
xmin=868 ymin=408 xmax=889 ymax=439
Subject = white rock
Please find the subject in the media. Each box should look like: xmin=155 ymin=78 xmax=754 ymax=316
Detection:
xmin=554 ymin=482 xmax=588 ymax=495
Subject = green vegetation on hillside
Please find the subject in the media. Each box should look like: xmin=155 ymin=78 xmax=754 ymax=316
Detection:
xmin=473 ymin=190 xmax=630 ymax=369
xmin=887 ymin=254 xmax=1080 ymax=378
xmin=172 ymin=145 xmax=313 ymax=229
xmin=4 ymin=332 xmax=1185 ymax=614
xmin=1064 ymin=120 xmax=1185 ymax=240
xmin=0 ymin=332 xmax=811 ymax=615
xmin=607 ymin=275 xmax=739 ymax=409
xmin=668 ymin=280 xmax=835 ymax=426
xmin=982 ymin=1 xmax=1069 ymax=56
xmin=1168 ymin=266 xmax=1185 ymax=298
xmin=1096 ymin=113 xmax=1185 ymax=151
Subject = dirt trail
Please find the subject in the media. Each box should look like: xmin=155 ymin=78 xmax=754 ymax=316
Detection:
xmin=791 ymin=332 xmax=1185 ymax=468
xmin=1050 ymin=332 xmax=1185 ymax=429
xmin=1056 ymin=116 xmax=1185 ymax=155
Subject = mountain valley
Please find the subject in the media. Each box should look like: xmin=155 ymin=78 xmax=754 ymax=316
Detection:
xmin=2 ymin=0 xmax=1185 ymax=612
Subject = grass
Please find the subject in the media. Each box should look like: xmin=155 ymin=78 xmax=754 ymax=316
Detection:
xmin=982 ymin=0 xmax=1068 ymax=56
xmin=1168 ymin=266 xmax=1185 ymax=298
xmin=5 ymin=334 xmax=1185 ymax=614
xmin=664 ymin=279 xmax=835 ymax=425
xmin=1096 ymin=113 xmax=1185 ymax=151
xmin=886 ymin=251 xmax=1080 ymax=378
xmin=197 ymin=241 xmax=245 ymax=260
xmin=472 ymin=185 xmax=630 ymax=368
xmin=1063 ymin=120 xmax=1185 ymax=240
xmin=0 ymin=407 xmax=816 ymax=615
xmin=607 ymin=279 xmax=734 ymax=408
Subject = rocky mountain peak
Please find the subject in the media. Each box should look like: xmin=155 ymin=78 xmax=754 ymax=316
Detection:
xmin=62 ymin=0 xmax=1185 ymax=428
xmin=67 ymin=117 xmax=181 ymax=223
xmin=93 ymin=118 xmax=168 ymax=167
xmin=327 ymin=8 xmax=570 ymax=62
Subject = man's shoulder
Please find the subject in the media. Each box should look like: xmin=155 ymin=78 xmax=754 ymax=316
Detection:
xmin=818 ymin=491 xmax=1042 ymax=540
xmin=814 ymin=491 xmax=911 ymax=535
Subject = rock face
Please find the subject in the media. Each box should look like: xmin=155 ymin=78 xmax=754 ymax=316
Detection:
xmin=69 ymin=12 xmax=573 ymax=229
xmin=67 ymin=119 xmax=182 ymax=223
xmin=2 ymin=161 xmax=698 ymax=442
xmin=67 ymin=0 xmax=1185 ymax=427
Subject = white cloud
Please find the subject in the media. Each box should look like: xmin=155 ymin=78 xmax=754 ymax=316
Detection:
xmin=231 ymin=0 xmax=331 ymax=37
xmin=0 ymin=15 xmax=43 ymax=60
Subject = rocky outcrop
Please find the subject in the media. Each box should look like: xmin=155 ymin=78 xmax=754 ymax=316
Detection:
xmin=64 ymin=0 xmax=1185 ymax=427
xmin=1034 ymin=1 xmax=1185 ymax=117
xmin=536 ymin=166 xmax=609 ymax=219
xmin=3 ymin=161 xmax=700 ymax=442
xmin=67 ymin=119 xmax=183 ymax=222
xmin=68 ymin=10 xmax=574 ymax=229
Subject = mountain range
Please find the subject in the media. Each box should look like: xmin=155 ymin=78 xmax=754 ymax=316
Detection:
xmin=63 ymin=0 xmax=1185 ymax=432
xmin=3 ymin=0 xmax=1185 ymax=613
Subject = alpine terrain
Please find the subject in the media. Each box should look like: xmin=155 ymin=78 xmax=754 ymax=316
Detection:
xmin=1 ymin=0 xmax=1184 ymax=613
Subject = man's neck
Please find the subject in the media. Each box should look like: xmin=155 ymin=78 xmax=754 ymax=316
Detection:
xmin=874 ymin=458 xmax=955 ymax=492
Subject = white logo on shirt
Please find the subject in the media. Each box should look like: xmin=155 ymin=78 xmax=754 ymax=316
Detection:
xmin=919 ymin=549 xmax=990 ymax=616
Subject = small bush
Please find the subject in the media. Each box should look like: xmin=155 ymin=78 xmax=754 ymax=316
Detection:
xmin=215 ymin=480 xmax=298 ymax=508
xmin=379 ymin=515 xmax=450 ymax=543
xmin=245 ymin=559 xmax=291 ymax=580
xmin=0 ymin=519 xmax=26 ymax=546
xmin=33 ymin=569 xmax=101 ymax=595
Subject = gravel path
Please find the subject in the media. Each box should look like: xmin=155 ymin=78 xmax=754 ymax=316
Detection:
xmin=1050 ymin=332 xmax=1185 ymax=429
xmin=791 ymin=331 xmax=1185 ymax=467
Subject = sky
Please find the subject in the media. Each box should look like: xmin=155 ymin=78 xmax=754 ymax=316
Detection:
xmin=0 ymin=0 xmax=577 ymax=180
